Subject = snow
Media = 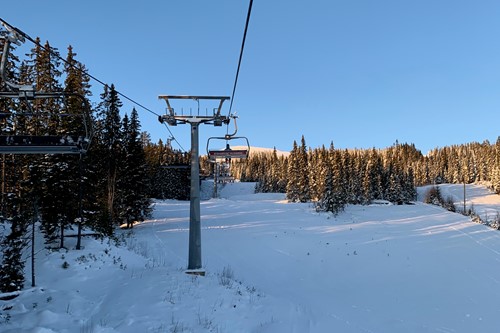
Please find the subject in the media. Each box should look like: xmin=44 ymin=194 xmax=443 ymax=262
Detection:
xmin=2 ymin=183 xmax=500 ymax=332
xmin=418 ymin=183 xmax=500 ymax=222
xmin=229 ymin=146 xmax=290 ymax=157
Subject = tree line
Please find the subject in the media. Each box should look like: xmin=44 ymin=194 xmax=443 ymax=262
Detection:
xmin=0 ymin=39 xmax=189 ymax=293
xmin=231 ymin=136 xmax=500 ymax=214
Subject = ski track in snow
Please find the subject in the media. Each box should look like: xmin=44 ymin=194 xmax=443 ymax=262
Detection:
xmin=138 ymin=183 xmax=500 ymax=332
xmin=3 ymin=182 xmax=500 ymax=332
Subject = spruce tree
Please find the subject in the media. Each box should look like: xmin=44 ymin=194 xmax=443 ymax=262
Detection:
xmin=62 ymin=45 xmax=94 ymax=248
xmin=95 ymin=84 xmax=123 ymax=229
xmin=286 ymin=140 xmax=300 ymax=202
xmin=116 ymin=109 xmax=151 ymax=228
xmin=318 ymin=165 xmax=335 ymax=213
xmin=0 ymin=166 xmax=31 ymax=292
xmin=23 ymin=39 xmax=67 ymax=246
xmin=0 ymin=212 xmax=28 ymax=292
xmin=297 ymin=136 xmax=311 ymax=202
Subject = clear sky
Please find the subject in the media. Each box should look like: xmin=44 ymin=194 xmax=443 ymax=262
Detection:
xmin=2 ymin=0 xmax=500 ymax=154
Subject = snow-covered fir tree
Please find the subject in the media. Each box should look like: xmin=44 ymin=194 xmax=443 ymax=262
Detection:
xmin=116 ymin=109 xmax=152 ymax=228
xmin=286 ymin=136 xmax=311 ymax=203
xmin=286 ymin=140 xmax=300 ymax=202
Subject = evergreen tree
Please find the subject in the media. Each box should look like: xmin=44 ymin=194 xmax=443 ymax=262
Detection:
xmin=286 ymin=141 xmax=301 ymax=202
xmin=95 ymin=84 xmax=123 ymax=228
xmin=317 ymin=147 xmax=346 ymax=214
xmin=0 ymin=212 xmax=28 ymax=292
xmin=386 ymin=169 xmax=404 ymax=204
xmin=318 ymin=165 xmax=336 ymax=213
xmin=62 ymin=45 xmax=94 ymax=248
xmin=350 ymin=150 xmax=365 ymax=204
xmin=116 ymin=109 xmax=151 ymax=228
xmin=143 ymin=138 xmax=190 ymax=200
xmin=297 ymin=136 xmax=311 ymax=202
xmin=23 ymin=39 xmax=68 ymax=246
xmin=0 ymin=166 xmax=31 ymax=292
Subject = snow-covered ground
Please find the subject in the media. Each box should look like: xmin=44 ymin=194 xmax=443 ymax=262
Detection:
xmin=418 ymin=183 xmax=500 ymax=223
xmin=3 ymin=183 xmax=500 ymax=332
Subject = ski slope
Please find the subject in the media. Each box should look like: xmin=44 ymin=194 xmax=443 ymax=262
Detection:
xmin=3 ymin=183 xmax=500 ymax=332
xmin=418 ymin=183 xmax=500 ymax=223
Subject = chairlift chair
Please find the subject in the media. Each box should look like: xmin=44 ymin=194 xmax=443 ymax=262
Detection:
xmin=0 ymin=94 xmax=92 ymax=155
xmin=0 ymin=25 xmax=92 ymax=155
xmin=206 ymin=136 xmax=250 ymax=161
xmin=206 ymin=114 xmax=250 ymax=161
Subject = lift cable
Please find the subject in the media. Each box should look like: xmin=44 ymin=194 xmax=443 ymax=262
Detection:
xmin=227 ymin=0 xmax=253 ymax=121
xmin=0 ymin=17 xmax=186 ymax=152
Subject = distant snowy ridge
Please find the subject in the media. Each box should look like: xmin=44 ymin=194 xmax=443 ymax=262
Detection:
xmin=205 ymin=145 xmax=289 ymax=157
xmin=231 ymin=146 xmax=290 ymax=157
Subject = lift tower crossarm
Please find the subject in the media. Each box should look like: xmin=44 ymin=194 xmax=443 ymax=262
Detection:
xmin=158 ymin=95 xmax=230 ymax=126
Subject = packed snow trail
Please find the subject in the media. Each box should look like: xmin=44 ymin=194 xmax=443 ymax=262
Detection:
xmin=133 ymin=182 xmax=500 ymax=333
xmin=6 ymin=183 xmax=500 ymax=332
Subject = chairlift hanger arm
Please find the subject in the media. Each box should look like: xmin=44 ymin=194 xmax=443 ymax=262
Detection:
xmin=0 ymin=35 xmax=29 ymax=91
xmin=0 ymin=19 xmax=35 ymax=92
xmin=225 ymin=115 xmax=239 ymax=139
xmin=1 ymin=30 xmax=89 ymax=99
xmin=0 ymin=18 xmax=29 ymax=44
xmin=0 ymin=19 xmax=92 ymax=155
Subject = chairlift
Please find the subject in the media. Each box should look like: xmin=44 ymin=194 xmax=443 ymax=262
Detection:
xmin=206 ymin=115 xmax=250 ymax=161
xmin=0 ymin=94 xmax=92 ymax=155
xmin=207 ymin=138 xmax=250 ymax=161
xmin=0 ymin=24 xmax=92 ymax=155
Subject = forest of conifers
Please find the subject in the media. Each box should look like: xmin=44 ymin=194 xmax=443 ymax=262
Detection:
xmin=0 ymin=39 xmax=190 ymax=292
xmin=1 ymin=39 xmax=499 ymax=293
xmin=230 ymin=136 xmax=500 ymax=215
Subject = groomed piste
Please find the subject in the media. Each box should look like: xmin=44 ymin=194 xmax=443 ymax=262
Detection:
xmin=3 ymin=182 xmax=500 ymax=333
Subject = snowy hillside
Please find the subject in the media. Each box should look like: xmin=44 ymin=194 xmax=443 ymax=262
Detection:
xmin=418 ymin=183 xmax=500 ymax=223
xmin=3 ymin=183 xmax=500 ymax=332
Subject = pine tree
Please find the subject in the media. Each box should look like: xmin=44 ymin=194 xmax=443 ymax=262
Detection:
xmin=297 ymin=136 xmax=311 ymax=202
xmin=318 ymin=165 xmax=335 ymax=213
xmin=386 ymin=170 xmax=404 ymax=204
xmin=62 ymin=45 xmax=94 ymax=248
xmin=317 ymin=147 xmax=346 ymax=215
xmin=0 ymin=213 xmax=28 ymax=292
xmin=0 ymin=167 xmax=31 ymax=292
xmin=363 ymin=149 xmax=383 ymax=204
xmin=23 ymin=39 xmax=68 ymax=246
xmin=116 ymin=109 xmax=151 ymax=228
xmin=0 ymin=37 xmax=39 ymax=290
xmin=350 ymin=150 xmax=365 ymax=204
xmin=286 ymin=140 xmax=301 ymax=202
xmin=95 ymin=84 xmax=123 ymax=228
xmin=143 ymin=138 xmax=190 ymax=200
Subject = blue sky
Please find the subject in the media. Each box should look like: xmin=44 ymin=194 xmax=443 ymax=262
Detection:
xmin=2 ymin=0 xmax=500 ymax=154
